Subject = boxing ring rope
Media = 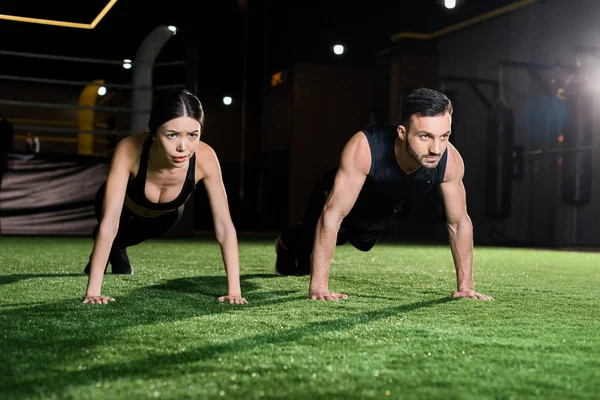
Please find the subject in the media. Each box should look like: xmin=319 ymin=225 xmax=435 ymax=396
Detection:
xmin=0 ymin=25 xmax=190 ymax=156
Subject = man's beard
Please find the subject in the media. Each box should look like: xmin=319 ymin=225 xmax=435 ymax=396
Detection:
xmin=406 ymin=140 xmax=438 ymax=170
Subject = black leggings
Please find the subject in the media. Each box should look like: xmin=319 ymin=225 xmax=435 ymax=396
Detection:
xmin=92 ymin=184 xmax=184 ymax=250
xmin=281 ymin=168 xmax=394 ymax=255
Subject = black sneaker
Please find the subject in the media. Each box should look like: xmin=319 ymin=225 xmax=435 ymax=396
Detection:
xmin=275 ymin=236 xmax=311 ymax=276
xmin=295 ymin=251 xmax=311 ymax=276
xmin=109 ymin=248 xmax=133 ymax=275
xmin=83 ymin=257 xmax=108 ymax=275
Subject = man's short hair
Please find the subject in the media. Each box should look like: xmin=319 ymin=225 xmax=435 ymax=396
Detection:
xmin=398 ymin=88 xmax=453 ymax=132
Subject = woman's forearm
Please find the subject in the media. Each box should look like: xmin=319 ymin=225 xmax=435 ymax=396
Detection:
xmin=217 ymin=227 xmax=242 ymax=295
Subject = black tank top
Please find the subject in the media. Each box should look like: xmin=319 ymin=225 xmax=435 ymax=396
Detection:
xmin=348 ymin=123 xmax=448 ymax=220
xmin=124 ymin=135 xmax=197 ymax=215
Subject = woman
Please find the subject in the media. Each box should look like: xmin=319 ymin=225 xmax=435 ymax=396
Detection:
xmin=83 ymin=89 xmax=246 ymax=305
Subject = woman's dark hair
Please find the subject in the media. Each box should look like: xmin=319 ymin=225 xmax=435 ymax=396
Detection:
xmin=398 ymin=88 xmax=453 ymax=132
xmin=148 ymin=89 xmax=205 ymax=135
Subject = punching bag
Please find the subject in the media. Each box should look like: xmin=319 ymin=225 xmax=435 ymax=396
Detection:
xmin=486 ymin=98 xmax=515 ymax=218
xmin=561 ymin=75 xmax=593 ymax=205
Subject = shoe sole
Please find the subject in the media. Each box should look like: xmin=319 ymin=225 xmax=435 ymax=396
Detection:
xmin=112 ymin=269 xmax=134 ymax=275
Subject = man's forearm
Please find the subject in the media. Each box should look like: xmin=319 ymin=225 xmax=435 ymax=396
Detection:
xmin=309 ymin=214 xmax=341 ymax=293
xmin=448 ymin=218 xmax=474 ymax=291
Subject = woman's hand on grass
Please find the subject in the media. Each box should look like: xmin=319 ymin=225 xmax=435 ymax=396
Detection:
xmin=82 ymin=294 xmax=116 ymax=304
xmin=218 ymin=294 xmax=247 ymax=304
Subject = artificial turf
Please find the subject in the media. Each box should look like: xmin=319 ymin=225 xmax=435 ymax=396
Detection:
xmin=1 ymin=236 xmax=598 ymax=399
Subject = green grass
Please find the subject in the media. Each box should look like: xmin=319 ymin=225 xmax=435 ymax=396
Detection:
xmin=1 ymin=236 xmax=599 ymax=399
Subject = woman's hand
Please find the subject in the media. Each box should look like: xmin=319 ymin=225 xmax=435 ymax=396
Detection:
xmin=217 ymin=294 xmax=247 ymax=304
xmin=82 ymin=294 xmax=116 ymax=304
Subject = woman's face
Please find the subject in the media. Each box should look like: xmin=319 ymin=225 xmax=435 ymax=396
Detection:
xmin=154 ymin=117 xmax=201 ymax=167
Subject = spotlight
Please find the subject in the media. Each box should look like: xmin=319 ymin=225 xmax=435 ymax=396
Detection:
xmin=444 ymin=0 xmax=457 ymax=9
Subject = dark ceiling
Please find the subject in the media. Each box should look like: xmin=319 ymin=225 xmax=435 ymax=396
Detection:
xmin=0 ymin=0 xmax=539 ymax=96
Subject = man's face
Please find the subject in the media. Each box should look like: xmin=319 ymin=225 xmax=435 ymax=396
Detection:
xmin=401 ymin=113 xmax=452 ymax=169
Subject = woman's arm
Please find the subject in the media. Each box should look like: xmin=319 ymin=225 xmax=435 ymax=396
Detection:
xmin=83 ymin=137 xmax=137 ymax=304
xmin=197 ymin=143 xmax=246 ymax=304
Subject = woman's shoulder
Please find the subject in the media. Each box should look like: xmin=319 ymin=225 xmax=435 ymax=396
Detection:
xmin=194 ymin=141 xmax=220 ymax=180
xmin=111 ymin=133 xmax=149 ymax=171
xmin=115 ymin=132 xmax=149 ymax=154
xmin=194 ymin=141 xmax=218 ymax=162
xmin=124 ymin=132 xmax=150 ymax=146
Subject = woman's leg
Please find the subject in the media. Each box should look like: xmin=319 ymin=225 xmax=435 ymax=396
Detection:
xmin=85 ymin=183 xmax=184 ymax=274
xmin=108 ymin=207 xmax=185 ymax=273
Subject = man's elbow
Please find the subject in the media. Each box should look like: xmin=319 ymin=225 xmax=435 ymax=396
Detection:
xmin=319 ymin=206 xmax=346 ymax=232
xmin=446 ymin=215 xmax=472 ymax=237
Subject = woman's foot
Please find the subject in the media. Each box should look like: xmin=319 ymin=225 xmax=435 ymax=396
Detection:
xmin=83 ymin=258 xmax=108 ymax=275
xmin=109 ymin=248 xmax=133 ymax=275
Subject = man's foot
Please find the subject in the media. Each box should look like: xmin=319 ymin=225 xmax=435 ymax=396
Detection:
xmin=109 ymin=248 xmax=133 ymax=275
xmin=275 ymin=236 xmax=310 ymax=276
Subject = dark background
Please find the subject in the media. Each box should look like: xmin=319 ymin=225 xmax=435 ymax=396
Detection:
xmin=2 ymin=0 xmax=600 ymax=248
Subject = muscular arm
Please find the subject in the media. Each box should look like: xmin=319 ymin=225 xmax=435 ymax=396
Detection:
xmin=309 ymin=132 xmax=371 ymax=301
xmin=199 ymin=143 xmax=246 ymax=304
xmin=439 ymin=144 xmax=492 ymax=300
xmin=83 ymin=137 xmax=136 ymax=304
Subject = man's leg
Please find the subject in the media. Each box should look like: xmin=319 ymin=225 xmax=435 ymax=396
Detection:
xmin=275 ymin=223 xmax=314 ymax=276
xmin=344 ymin=214 xmax=394 ymax=252
xmin=275 ymin=168 xmax=343 ymax=276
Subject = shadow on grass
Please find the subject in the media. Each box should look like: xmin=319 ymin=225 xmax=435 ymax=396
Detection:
xmin=153 ymin=273 xmax=283 ymax=295
xmin=151 ymin=274 xmax=303 ymax=305
xmin=0 ymin=272 xmax=308 ymax=393
xmin=0 ymin=273 xmax=85 ymax=286
xmin=0 ymin=272 xmax=298 ymax=305
xmin=2 ymin=294 xmax=453 ymax=396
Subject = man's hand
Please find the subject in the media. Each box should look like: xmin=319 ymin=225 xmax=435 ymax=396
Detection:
xmin=82 ymin=294 xmax=116 ymax=304
xmin=452 ymin=289 xmax=492 ymax=300
xmin=218 ymin=294 xmax=247 ymax=304
xmin=308 ymin=290 xmax=348 ymax=301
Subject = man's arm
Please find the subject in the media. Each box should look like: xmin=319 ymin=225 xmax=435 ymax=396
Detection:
xmin=439 ymin=144 xmax=492 ymax=300
xmin=308 ymin=132 xmax=371 ymax=301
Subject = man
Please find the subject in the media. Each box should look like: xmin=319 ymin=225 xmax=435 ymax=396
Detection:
xmin=275 ymin=87 xmax=492 ymax=301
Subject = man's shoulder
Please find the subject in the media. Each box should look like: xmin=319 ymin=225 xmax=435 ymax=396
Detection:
xmin=442 ymin=143 xmax=465 ymax=182
xmin=342 ymin=132 xmax=372 ymax=176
